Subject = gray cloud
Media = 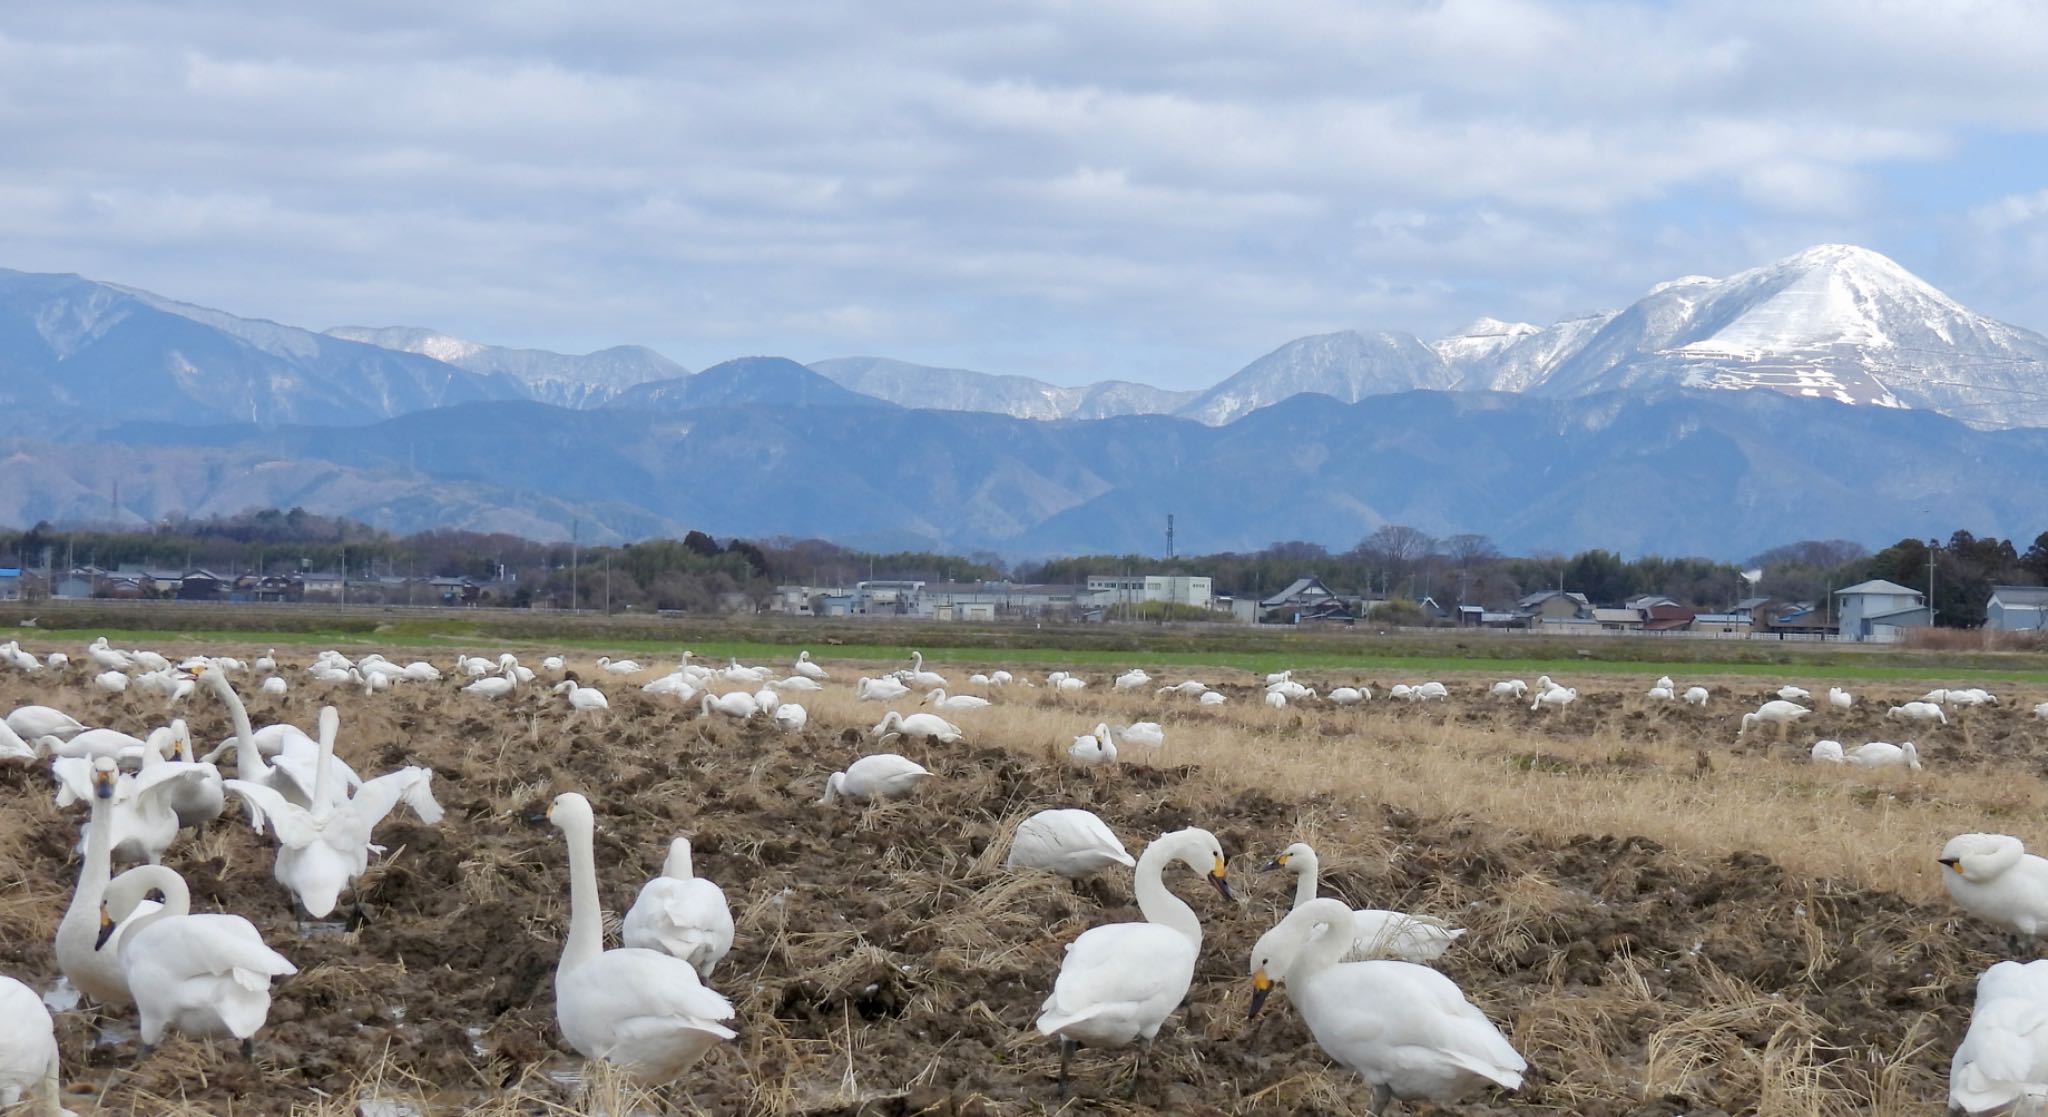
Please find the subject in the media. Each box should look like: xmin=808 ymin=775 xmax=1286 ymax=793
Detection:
xmin=0 ymin=1 xmax=2042 ymax=387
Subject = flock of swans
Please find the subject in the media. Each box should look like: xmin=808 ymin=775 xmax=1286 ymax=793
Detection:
xmin=2 ymin=637 xmax=2048 ymax=1113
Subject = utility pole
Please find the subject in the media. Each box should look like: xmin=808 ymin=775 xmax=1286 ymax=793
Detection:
xmin=1166 ymin=513 xmax=1175 ymax=560
xmin=340 ymin=545 xmax=348 ymax=606
xmin=1927 ymin=538 xmax=1938 ymax=627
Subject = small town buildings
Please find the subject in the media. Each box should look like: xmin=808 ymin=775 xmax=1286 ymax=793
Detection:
xmin=1987 ymin=585 xmax=2048 ymax=631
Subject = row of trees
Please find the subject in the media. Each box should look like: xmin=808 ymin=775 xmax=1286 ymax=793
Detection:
xmin=6 ymin=511 xmax=2047 ymax=625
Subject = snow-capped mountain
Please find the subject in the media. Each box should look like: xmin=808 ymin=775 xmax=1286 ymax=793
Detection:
xmin=0 ymin=268 xmax=527 ymax=428
xmin=807 ymin=356 xmax=1197 ymax=420
xmin=325 ymin=325 xmax=684 ymax=408
xmin=1448 ymin=245 xmax=2048 ymax=428
xmin=1175 ymin=330 xmax=1457 ymax=426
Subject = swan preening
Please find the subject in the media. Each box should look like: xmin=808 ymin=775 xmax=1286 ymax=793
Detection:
xmin=548 ymin=792 xmax=735 ymax=1082
xmin=1035 ymin=827 xmax=1231 ymax=1097
xmin=98 ymin=865 xmax=297 ymax=1051
xmin=871 ymin=710 xmax=963 ymax=745
xmin=1249 ymin=899 xmax=1525 ymax=1112
xmin=1951 ymin=960 xmax=2048 ymax=1114
xmin=1264 ymin=843 xmax=1464 ymax=964
xmin=622 ymin=837 xmax=734 ymax=979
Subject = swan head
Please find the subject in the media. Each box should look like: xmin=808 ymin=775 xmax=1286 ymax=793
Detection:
xmin=1263 ymin=841 xmax=1317 ymax=874
xmin=91 ymin=755 xmax=118 ymax=799
xmin=1159 ymin=827 xmax=1233 ymax=902
xmin=820 ymin=771 xmax=847 ymax=805
xmin=547 ymin=791 xmax=597 ymax=835
xmin=1940 ymin=833 xmax=2025 ymax=881
xmin=1247 ymin=898 xmax=1353 ymax=1016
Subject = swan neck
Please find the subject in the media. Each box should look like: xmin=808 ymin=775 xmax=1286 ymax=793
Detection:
xmin=113 ymin=865 xmax=190 ymax=953
xmin=311 ymin=708 xmax=338 ymax=814
xmin=1293 ymin=909 xmax=1354 ymax=977
xmin=69 ymin=783 xmax=114 ymax=923
xmin=665 ymin=839 xmax=694 ymax=879
xmin=561 ymin=820 xmax=604 ymax=976
xmin=1133 ymin=837 xmax=1202 ymax=946
xmin=1290 ymin=856 xmax=1319 ymax=909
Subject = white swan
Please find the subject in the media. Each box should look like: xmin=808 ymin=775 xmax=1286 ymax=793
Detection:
xmin=821 ymin=754 xmax=931 ymax=804
xmin=1388 ymin=684 xmax=1413 ymax=701
xmin=1049 ymin=672 xmax=1087 ymax=694
xmin=990 ymin=670 xmax=1014 ymax=686
xmin=2035 ymin=702 xmax=2048 ymax=720
xmin=1264 ymin=843 xmax=1464 ymax=964
xmin=1006 ymin=809 xmax=1134 ymax=879
xmin=194 ymin=665 xmax=356 ymax=806
xmin=548 ymin=792 xmax=735 ymax=1081
xmin=542 ymin=655 xmax=565 ymax=673
xmin=643 ymin=673 xmax=699 ymax=700
xmin=98 ymin=865 xmax=297 ymax=1052
xmin=86 ymin=637 xmax=132 ymax=672
xmin=43 ymin=727 xmax=149 ymax=762
xmin=1035 ymin=827 xmax=1232 ymax=1097
xmin=10 ymin=705 xmax=87 ymax=741
xmin=1889 ymin=701 xmax=1948 ymax=725
xmin=260 ymin=676 xmax=287 ymax=696
xmin=253 ymin=650 xmax=276 ymax=673
xmin=792 ymin=651 xmax=828 ymax=680
xmin=597 ymin=656 xmax=644 ymax=676
xmin=1810 ymin=740 xmax=1845 ymax=763
xmin=1940 ymin=834 xmax=2048 ymax=939
xmin=1683 ymin=686 xmax=1710 ymax=706
xmin=1739 ymin=700 xmax=1809 ymax=738
xmin=554 ymin=679 xmax=611 ymax=714
xmin=871 ymin=710 xmax=963 ymax=745
xmin=53 ymin=750 xmax=215 ymax=866
xmin=1950 ymin=959 xmax=2048 ymax=1115
xmin=1248 ymin=898 xmax=1526 ymax=1112
xmin=94 ymin=671 xmax=129 ymax=694
xmin=923 ymin=688 xmax=991 ymax=711
xmin=1199 ymin=691 xmax=1227 ymax=707
xmin=1828 ymin=687 xmax=1854 ymax=709
xmin=1655 ymin=675 xmax=1675 ymax=691
xmin=0 ymin=976 xmax=64 ymax=1115
xmin=621 ymin=837 xmax=734 ymax=979
xmin=1489 ymin=680 xmax=1527 ymax=700
xmin=901 ymin=650 xmax=947 ymax=689
xmin=751 ymin=685 xmax=780 ymax=714
xmin=1530 ymin=687 xmax=1578 ymax=712
xmin=1115 ymin=722 xmax=1165 ymax=750
xmin=0 ymin=718 xmax=32 ymax=761
xmin=857 ymin=675 xmax=911 ymax=702
xmin=772 ymin=702 xmax=808 ymax=733
xmin=1264 ymin=690 xmax=1288 ymax=710
xmin=1265 ymin=670 xmax=1294 ymax=685
xmin=462 ymin=668 xmax=517 ymax=700
xmin=776 ymin=674 xmax=822 ymax=692
xmin=1328 ymin=687 xmax=1368 ymax=705
xmin=1846 ymin=741 xmax=1921 ymax=770
xmin=1645 ymin=685 xmax=1675 ymax=700
xmin=54 ymin=758 xmax=159 ymax=1008
xmin=44 ymin=653 xmax=66 ymax=671
xmin=160 ymin=720 xmax=224 ymax=829
xmin=699 ymin=691 xmax=759 ymax=721
xmin=1269 ymin=679 xmax=1314 ymax=700
xmin=1069 ymin=725 xmax=1117 ymax=767
xmin=1113 ymin=669 xmax=1151 ymax=691
xmin=1777 ymin=685 xmax=1811 ymax=702
xmin=1412 ymin=681 xmax=1448 ymax=701
xmin=222 ymin=706 xmax=444 ymax=918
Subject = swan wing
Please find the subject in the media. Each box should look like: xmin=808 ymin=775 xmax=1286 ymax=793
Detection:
xmin=1952 ymin=993 xmax=2048 ymax=1111
xmin=1035 ymin=923 xmax=1195 ymax=1034
xmin=221 ymin=779 xmax=320 ymax=847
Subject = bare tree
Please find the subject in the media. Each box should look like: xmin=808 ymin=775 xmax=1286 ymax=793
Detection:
xmin=1444 ymin=533 xmax=1500 ymax=568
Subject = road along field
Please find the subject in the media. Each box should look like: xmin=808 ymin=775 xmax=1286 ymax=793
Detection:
xmin=1 ymin=645 xmax=2044 ymax=1115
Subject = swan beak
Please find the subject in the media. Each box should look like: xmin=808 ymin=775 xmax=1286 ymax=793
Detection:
xmin=1939 ymin=857 xmax=1962 ymax=874
xmin=1208 ymin=856 xmax=1234 ymax=902
xmin=92 ymin=768 xmax=117 ymax=799
xmin=94 ymin=906 xmax=116 ymax=951
xmin=1248 ymin=969 xmax=1273 ymax=1018
xmin=1261 ymin=854 xmax=1287 ymax=872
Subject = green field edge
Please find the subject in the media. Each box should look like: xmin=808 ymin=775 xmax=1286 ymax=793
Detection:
xmin=25 ymin=627 xmax=2048 ymax=685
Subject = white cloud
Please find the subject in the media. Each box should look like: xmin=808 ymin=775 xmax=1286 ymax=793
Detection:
xmin=0 ymin=1 xmax=2041 ymax=385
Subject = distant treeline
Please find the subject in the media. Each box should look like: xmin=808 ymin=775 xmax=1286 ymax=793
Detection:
xmin=3 ymin=511 xmax=2046 ymax=625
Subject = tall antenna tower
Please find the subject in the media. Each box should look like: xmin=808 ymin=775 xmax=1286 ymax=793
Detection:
xmin=1166 ymin=513 xmax=1175 ymax=559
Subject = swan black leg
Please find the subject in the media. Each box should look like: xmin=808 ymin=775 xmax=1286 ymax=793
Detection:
xmin=241 ymin=1036 xmax=255 ymax=1060
xmin=1057 ymin=1038 xmax=1075 ymax=1098
xmin=1369 ymin=1082 xmax=1394 ymax=1114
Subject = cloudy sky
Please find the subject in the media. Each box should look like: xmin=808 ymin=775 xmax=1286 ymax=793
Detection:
xmin=3 ymin=1 xmax=2045 ymax=388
